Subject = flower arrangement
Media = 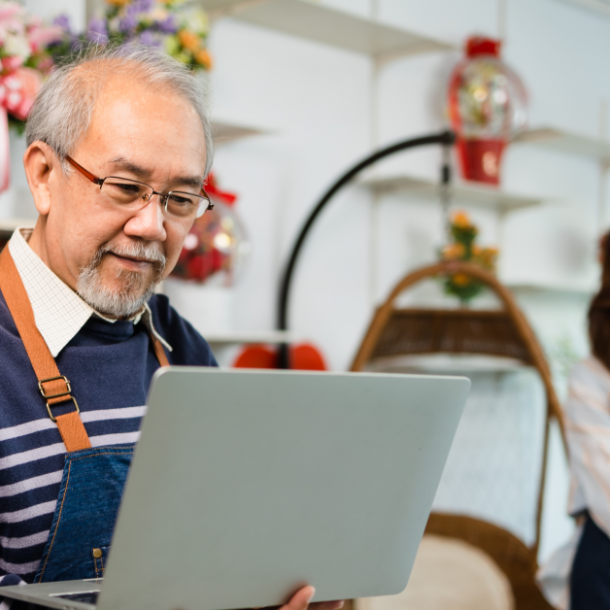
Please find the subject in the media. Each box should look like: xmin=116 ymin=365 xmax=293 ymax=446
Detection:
xmin=440 ymin=210 xmax=498 ymax=304
xmin=52 ymin=0 xmax=212 ymax=71
xmin=0 ymin=2 xmax=65 ymax=192
xmin=0 ymin=3 xmax=64 ymax=132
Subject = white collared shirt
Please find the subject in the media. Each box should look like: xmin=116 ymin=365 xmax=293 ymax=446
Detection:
xmin=7 ymin=227 xmax=172 ymax=357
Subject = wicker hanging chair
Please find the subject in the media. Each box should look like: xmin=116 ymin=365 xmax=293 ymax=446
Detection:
xmin=350 ymin=261 xmax=566 ymax=610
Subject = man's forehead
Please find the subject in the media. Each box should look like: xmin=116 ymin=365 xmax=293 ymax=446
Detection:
xmin=76 ymin=74 xmax=207 ymax=171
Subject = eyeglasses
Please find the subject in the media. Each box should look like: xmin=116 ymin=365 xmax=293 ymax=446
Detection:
xmin=65 ymin=156 xmax=214 ymax=219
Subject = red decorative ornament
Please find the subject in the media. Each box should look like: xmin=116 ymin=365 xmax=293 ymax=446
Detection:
xmin=170 ymin=172 xmax=248 ymax=286
xmin=448 ymin=36 xmax=528 ymax=185
xmin=232 ymin=343 xmax=327 ymax=371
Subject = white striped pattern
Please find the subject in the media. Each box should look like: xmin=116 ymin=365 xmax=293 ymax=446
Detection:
xmin=0 ymin=444 xmax=66 ymax=472
xmin=0 ymin=471 xmax=63 ymax=499
xmin=81 ymin=406 xmax=146 ymax=423
xmin=2 ymin=502 xmax=57 ymax=525
xmin=0 ymin=531 xmax=49 ymax=550
xmin=0 ymin=406 xmax=146 ymax=445
xmin=0 ymin=433 xmax=140 ymax=472
xmin=0 ymin=419 xmax=55 ymax=443
xmin=0 ymin=558 xmax=40 ymax=575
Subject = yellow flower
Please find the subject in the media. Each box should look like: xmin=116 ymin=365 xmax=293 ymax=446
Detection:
xmin=164 ymin=34 xmax=179 ymax=56
xmin=442 ymin=243 xmax=465 ymax=260
xmin=194 ymin=48 xmax=213 ymax=70
xmin=178 ymin=29 xmax=201 ymax=52
xmin=452 ymin=273 xmax=471 ymax=286
xmin=106 ymin=0 xmax=131 ymax=6
xmin=451 ymin=210 xmax=471 ymax=229
xmin=175 ymin=50 xmax=192 ymax=64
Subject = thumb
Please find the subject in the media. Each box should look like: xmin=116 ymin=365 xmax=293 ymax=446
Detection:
xmin=286 ymin=586 xmax=316 ymax=610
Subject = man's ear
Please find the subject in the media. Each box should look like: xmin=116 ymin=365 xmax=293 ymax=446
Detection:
xmin=23 ymin=141 xmax=59 ymax=216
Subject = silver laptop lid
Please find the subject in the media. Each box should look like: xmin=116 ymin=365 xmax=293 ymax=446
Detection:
xmin=99 ymin=368 xmax=469 ymax=610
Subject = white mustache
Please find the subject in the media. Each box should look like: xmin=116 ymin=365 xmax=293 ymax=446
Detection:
xmin=100 ymin=241 xmax=167 ymax=267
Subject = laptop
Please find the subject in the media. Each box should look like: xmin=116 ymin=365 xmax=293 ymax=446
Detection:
xmin=1 ymin=368 xmax=470 ymax=610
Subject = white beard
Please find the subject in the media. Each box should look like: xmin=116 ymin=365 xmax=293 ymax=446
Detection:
xmin=77 ymin=241 xmax=166 ymax=318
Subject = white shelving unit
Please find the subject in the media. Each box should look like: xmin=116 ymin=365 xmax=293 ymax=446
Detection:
xmin=211 ymin=118 xmax=271 ymax=145
xmin=515 ymin=127 xmax=610 ymax=163
xmin=554 ymin=0 xmax=610 ymax=19
xmin=360 ymin=174 xmax=547 ymax=213
xmin=505 ymin=281 xmax=595 ymax=297
xmin=201 ymin=0 xmax=454 ymax=61
xmin=0 ymin=218 xmax=34 ymax=232
xmin=204 ymin=330 xmax=294 ymax=345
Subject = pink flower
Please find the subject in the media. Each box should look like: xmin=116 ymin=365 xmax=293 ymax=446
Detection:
xmin=1 ymin=56 xmax=23 ymax=73
xmin=0 ymin=3 xmax=23 ymax=22
xmin=27 ymin=24 xmax=64 ymax=52
xmin=0 ymin=67 xmax=42 ymax=120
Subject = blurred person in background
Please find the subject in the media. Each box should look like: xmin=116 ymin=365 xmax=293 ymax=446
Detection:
xmin=562 ymin=232 xmax=610 ymax=609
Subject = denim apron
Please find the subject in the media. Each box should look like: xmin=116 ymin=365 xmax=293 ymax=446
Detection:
xmin=0 ymin=247 xmax=169 ymax=583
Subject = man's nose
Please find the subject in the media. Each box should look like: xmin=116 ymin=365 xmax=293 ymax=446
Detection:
xmin=124 ymin=192 xmax=167 ymax=242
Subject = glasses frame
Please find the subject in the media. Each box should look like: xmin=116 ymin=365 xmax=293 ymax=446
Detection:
xmin=64 ymin=155 xmax=214 ymax=219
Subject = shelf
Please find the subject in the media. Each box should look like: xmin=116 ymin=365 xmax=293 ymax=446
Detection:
xmin=360 ymin=174 xmax=546 ymax=212
xmin=366 ymin=354 xmax=527 ymax=374
xmin=514 ymin=127 xmax=610 ymax=162
xmin=505 ymin=281 xmax=595 ymax=297
xmin=0 ymin=218 xmax=34 ymax=233
xmin=554 ymin=0 xmax=610 ymax=19
xmin=211 ymin=118 xmax=271 ymax=144
xmin=204 ymin=330 xmax=294 ymax=345
xmin=201 ymin=0 xmax=454 ymax=61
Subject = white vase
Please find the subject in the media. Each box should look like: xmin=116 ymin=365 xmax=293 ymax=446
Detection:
xmin=162 ymin=277 xmax=234 ymax=336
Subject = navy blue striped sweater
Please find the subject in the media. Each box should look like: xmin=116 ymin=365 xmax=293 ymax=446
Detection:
xmin=0 ymin=292 xmax=217 ymax=587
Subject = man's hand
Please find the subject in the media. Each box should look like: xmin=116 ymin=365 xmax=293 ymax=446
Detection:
xmin=281 ymin=586 xmax=344 ymax=610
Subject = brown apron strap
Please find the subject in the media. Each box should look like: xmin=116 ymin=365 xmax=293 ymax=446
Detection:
xmin=0 ymin=246 xmax=169 ymax=452
xmin=0 ymin=247 xmax=91 ymax=452
xmin=151 ymin=334 xmax=170 ymax=367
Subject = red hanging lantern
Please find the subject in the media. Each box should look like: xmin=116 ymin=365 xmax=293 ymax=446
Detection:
xmin=448 ymin=36 xmax=528 ymax=185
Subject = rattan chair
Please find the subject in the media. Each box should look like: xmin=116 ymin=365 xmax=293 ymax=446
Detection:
xmin=351 ymin=261 xmax=566 ymax=610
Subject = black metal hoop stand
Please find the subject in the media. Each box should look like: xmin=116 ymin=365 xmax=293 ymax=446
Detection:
xmin=276 ymin=129 xmax=456 ymax=369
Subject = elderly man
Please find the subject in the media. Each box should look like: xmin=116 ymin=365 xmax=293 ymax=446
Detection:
xmin=0 ymin=46 xmax=340 ymax=610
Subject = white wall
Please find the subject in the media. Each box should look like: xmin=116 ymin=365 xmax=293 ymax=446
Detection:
xmin=11 ymin=0 xmax=610 ymax=566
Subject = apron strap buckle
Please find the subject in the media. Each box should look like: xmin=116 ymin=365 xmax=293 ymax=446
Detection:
xmin=38 ymin=375 xmax=72 ymax=401
xmin=45 ymin=396 xmax=80 ymax=423
xmin=39 ymin=375 xmax=80 ymax=422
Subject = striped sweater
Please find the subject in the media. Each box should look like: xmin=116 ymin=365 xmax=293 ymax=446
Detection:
xmin=0 ymin=292 xmax=217 ymax=588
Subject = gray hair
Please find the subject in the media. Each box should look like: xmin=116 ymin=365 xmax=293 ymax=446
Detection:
xmin=26 ymin=44 xmax=214 ymax=176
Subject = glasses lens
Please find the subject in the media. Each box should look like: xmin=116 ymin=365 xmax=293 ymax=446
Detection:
xmin=167 ymin=192 xmax=207 ymax=218
xmin=101 ymin=177 xmax=152 ymax=205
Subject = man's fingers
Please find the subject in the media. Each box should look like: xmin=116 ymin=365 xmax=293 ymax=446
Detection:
xmin=310 ymin=601 xmax=345 ymax=610
xmin=280 ymin=586 xmax=345 ymax=610
xmin=282 ymin=586 xmax=316 ymax=610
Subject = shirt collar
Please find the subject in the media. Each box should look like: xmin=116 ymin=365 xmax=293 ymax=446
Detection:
xmin=8 ymin=227 xmax=172 ymax=358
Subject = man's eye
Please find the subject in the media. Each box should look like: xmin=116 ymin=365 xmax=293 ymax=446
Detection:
xmin=169 ymin=194 xmax=194 ymax=206
xmin=117 ymin=184 xmax=141 ymax=194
